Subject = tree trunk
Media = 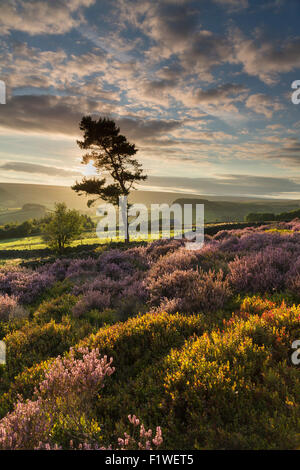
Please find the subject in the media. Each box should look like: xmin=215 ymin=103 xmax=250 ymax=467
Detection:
xmin=120 ymin=195 xmax=130 ymax=244
xmin=124 ymin=205 xmax=130 ymax=244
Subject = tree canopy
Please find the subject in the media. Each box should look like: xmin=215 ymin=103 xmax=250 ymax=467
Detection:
xmin=72 ymin=116 xmax=147 ymax=208
xmin=42 ymin=203 xmax=84 ymax=253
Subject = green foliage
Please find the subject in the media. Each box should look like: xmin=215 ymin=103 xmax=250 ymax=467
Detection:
xmin=4 ymin=318 xmax=92 ymax=380
xmin=0 ymin=360 xmax=51 ymax=418
xmin=245 ymin=212 xmax=275 ymax=222
xmin=92 ymin=304 xmax=300 ymax=450
xmin=33 ymin=294 xmax=77 ymax=324
xmin=245 ymin=207 xmax=300 ymax=223
xmin=79 ymin=312 xmax=207 ymax=377
xmin=85 ymin=309 xmax=120 ymax=328
xmin=161 ymin=305 xmax=300 ymax=449
xmin=1 ymin=232 xmax=300 ymax=450
xmin=42 ymin=203 xmax=84 ymax=253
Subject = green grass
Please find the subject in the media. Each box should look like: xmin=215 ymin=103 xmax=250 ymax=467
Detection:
xmin=0 ymin=228 xmax=186 ymax=252
xmin=265 ymin=228 xmax=295 ymax=234
xmin=0 ymin=233 xmax=162 ymax=252
xmin=0 ymin=235 xmax=106 ymax=251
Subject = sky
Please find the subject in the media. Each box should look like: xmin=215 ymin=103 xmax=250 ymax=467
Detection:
xmin=0 ymin=0 xmax=300 ymax=198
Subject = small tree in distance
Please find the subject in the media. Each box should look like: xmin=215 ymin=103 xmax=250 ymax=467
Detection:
xmin=42 ymin=203 xmax=83 ymax=253
xmin=72 ymin=116 xmax=147 ymax=242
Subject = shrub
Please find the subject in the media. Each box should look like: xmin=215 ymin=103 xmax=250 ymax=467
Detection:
xmin=162 ymin=304 xmax=300 ymax=449
xmin=0 ymin=349 xmax=163 ymax=450
xmin=147 ymin=268 xmax=231 ymax=314
xmin=0 ymin=266 xmax=55 ymax=304
xmin=228 ymin=247 xmax=292 ymax=294
xmin=72 ymin=291 xmax=111 ymax=318
xmin=33 ymin=294 xmax=77 ymax=323
xmin=4 ymin=319 xmax=92 ymax=379
xmin=0 ymin=295 xmax=28 ymax=322
xmin=147 ymin=248 xmax=199 ymax=279
xmin=72 ymin=274 xmax=147 ymax=320
xmin=0 ymin=348 xmax=114 ymax=449
xmin=79 ymin=312 xmax=207 ymax=378
xmin=239 ymin=295 xmax=276 ymax=315
xmin=85 ymin=309 xmax=120 ymax=327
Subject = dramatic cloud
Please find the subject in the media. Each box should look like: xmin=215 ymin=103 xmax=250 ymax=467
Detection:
xmin=118 ymin=118 xmax=183 ymax=142
xmin=120 ymin=1 xmax=232 ymax=79
xmin=195 ymin=84 xmax=247 ymax=104
xmin=0 ymin=0 xmax=95 ymax=35
xmin=0 ymin=94 xmax=183 ymax=145
xmin=0 ymin=95 xmax=100 ymax=135
xmin=176 ymin=83 xmax=248 ymax=118
xmin=0 ymin=0 xmax=300 ymax=196
xmin=232 ymin=29 xmax=300 ymax=84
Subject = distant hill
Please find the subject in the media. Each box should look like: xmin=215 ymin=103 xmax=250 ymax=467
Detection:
xmin=174 ymin=198 xmax=300 ymax=223
xmin=0 ymin=203 xmax=47 ymax=225
xmin=0 ymin=182 xmax=300 ymax=223
xmin=0 ymin=182 xmax=208 ymax=214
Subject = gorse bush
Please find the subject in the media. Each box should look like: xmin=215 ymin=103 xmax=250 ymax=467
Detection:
xmin=4 ymin=303 xmax=295 ymax=450
xmin=79 ymin=312 xmax=207 ymax=377
xmin=3 ymin=318 xmax=93 ymax=380
xmin=239 ymin=295 xmax=276 ymax=315
xmin=160 ymin=304 xmax=300 ymax=449
xmin=33 ymin=294 xmax=77 ymax=323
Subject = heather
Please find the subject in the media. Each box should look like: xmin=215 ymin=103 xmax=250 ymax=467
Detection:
xmin=0 ymin=222 xmax=299 ymax=449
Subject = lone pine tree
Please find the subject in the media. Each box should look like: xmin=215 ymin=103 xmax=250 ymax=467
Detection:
xmin=72 ymin=116 xmax=147 ymax=242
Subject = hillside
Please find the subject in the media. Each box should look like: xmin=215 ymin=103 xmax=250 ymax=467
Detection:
xmin=1 ymin=182 xmax=300 ymax=223
xmin=0 ymin=204 xmax=47 ymax=225
xmin=174 ymin=198 xmax=300 ymax=222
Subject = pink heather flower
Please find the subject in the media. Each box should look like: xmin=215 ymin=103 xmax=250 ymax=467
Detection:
xmin=128 ymin=414 xmax=140 ymax=426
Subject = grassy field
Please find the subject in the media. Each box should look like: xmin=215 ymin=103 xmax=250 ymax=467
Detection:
xmin=0 ymin=231 xmax=163 ymax=253
xmin=0 ymin=234 xmax=100 ymax=251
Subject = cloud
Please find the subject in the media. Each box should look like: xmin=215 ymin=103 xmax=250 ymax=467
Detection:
xmin=266 ymin=124 xmax=283 ymax=131
xmin=120 ymin=1 xmax=233 ymax=79
xmin=232 ymin=28 xmax=300 ymax=84
xmin=179 ymin=30 xmax=233 ymax=79
xmin=0 ymin=94 xmax=102 ymax=136
xmin=0 ymin=94 xmax=183 ymax=145
xmin=246 ymin=93 xmax=283 ymax=118
xmin=194 ymin=83 xmax=248 ymax=108
xmin=0 ymin=0 xmax=95 ymax=35
xmin=274 ymin=138 xmax=300 ymax=163
xmin=0 ymin=161 xmax=81 ymax=177
xmin=117 ymin=118 xmax=183 ymax=142
xmin=176 ymin=83 xmax=248 ymax=119
xmin=141 ymin=1 xmax=199 ymax=54
xmin=1 ymin=44 xmax=108 ymax=92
